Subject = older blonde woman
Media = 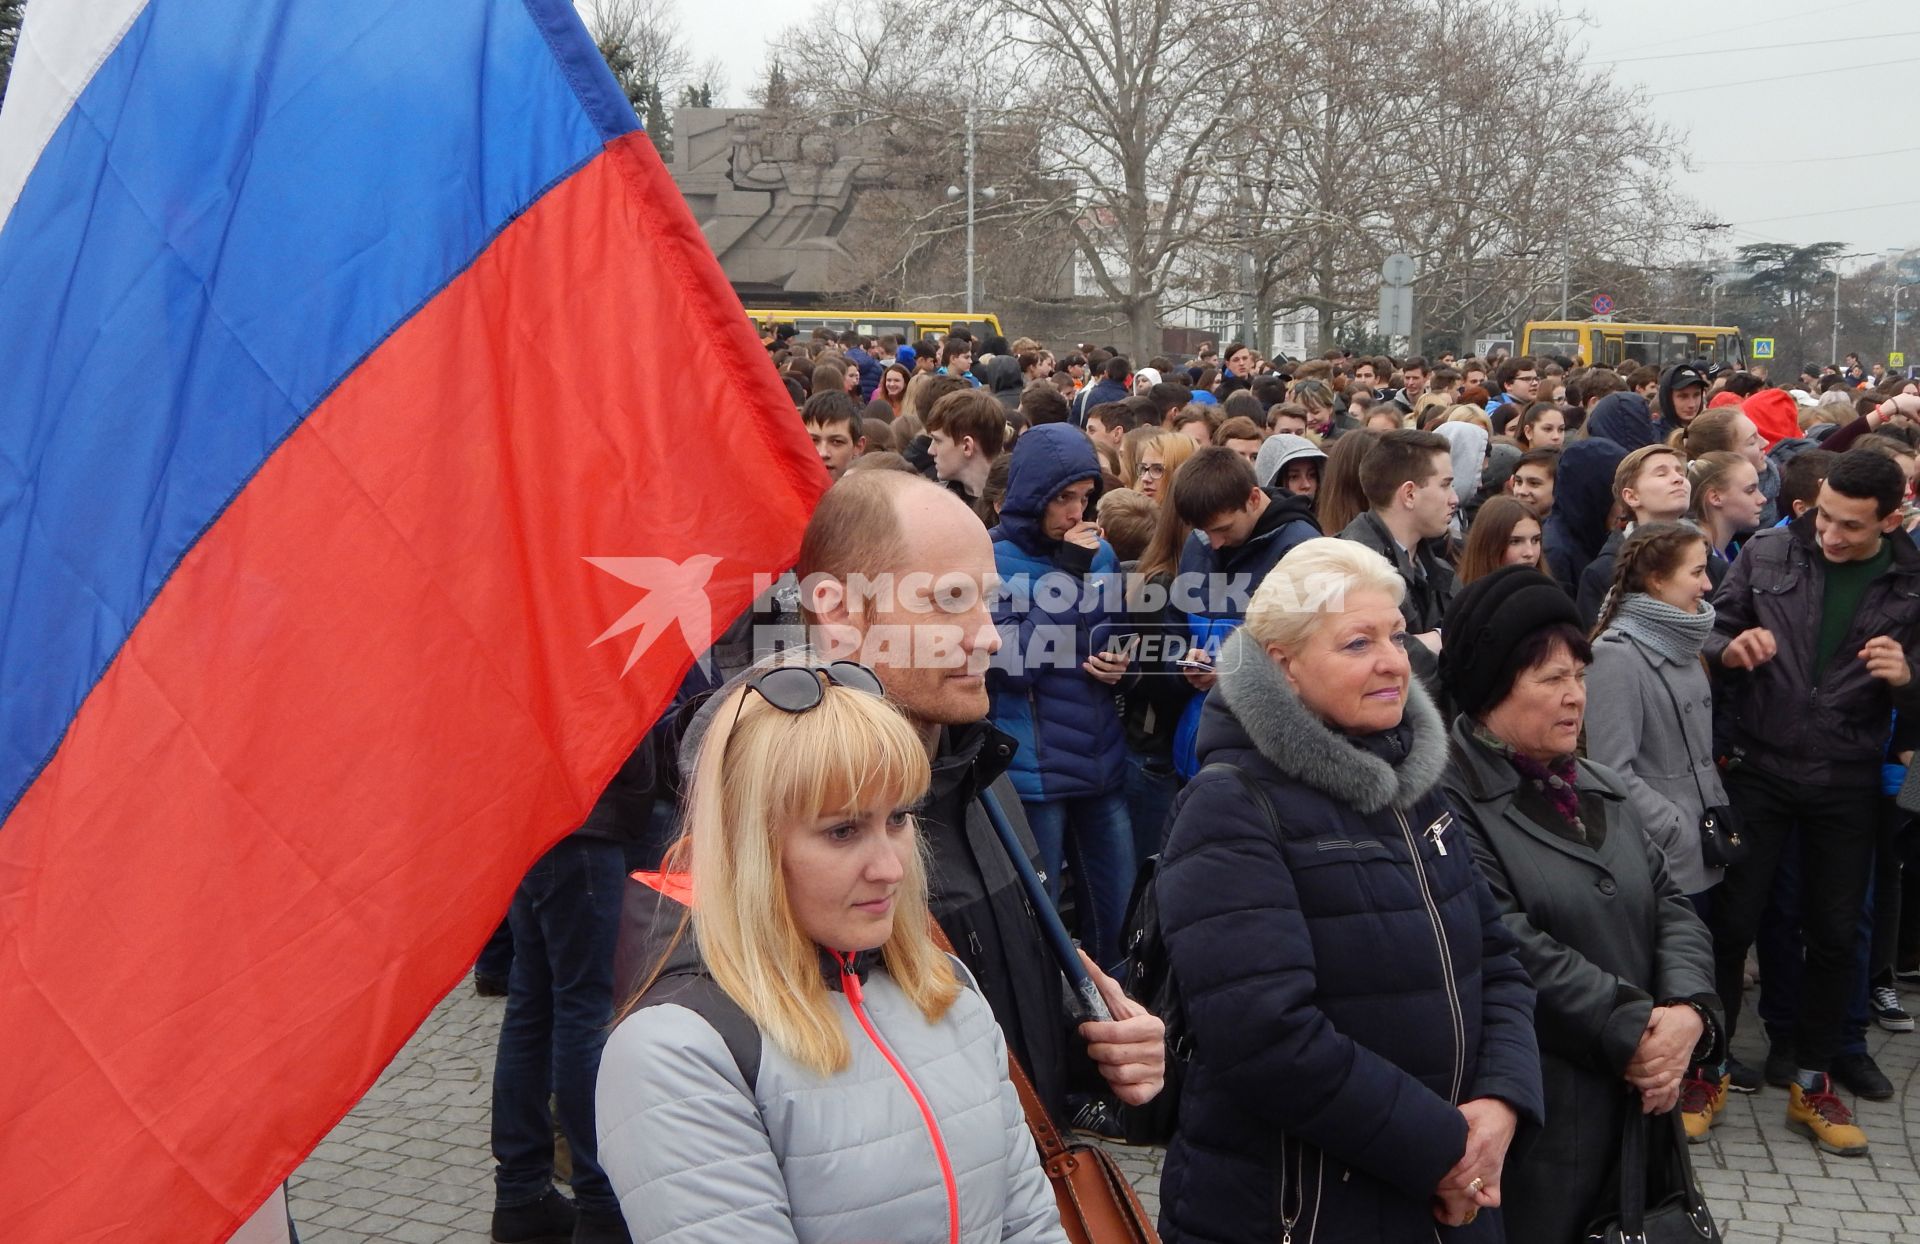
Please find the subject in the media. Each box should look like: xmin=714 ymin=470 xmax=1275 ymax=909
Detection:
xmin=596 ymin=661 xmax=1066 ymax=1244
xmin=1156 ymin=539 xmax=1543 ymax=1243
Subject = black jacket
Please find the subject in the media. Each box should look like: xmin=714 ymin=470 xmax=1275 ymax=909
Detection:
xmin=1443 ymin=719 xmax=1720 ymax=1243
xmin=1157 ymin=629 xmax=1543 ymax=1244
xmin=1338 ymin=509 xmax=1455 ymax=634
xmin=1706 ymin=516 xmax=1920 ymax=787
xmin=915 ymin=720 xmax=1085 ymax=1121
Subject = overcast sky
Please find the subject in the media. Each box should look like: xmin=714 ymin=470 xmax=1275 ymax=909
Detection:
xmin=650 ymin=0 xmax=1919 ymax=268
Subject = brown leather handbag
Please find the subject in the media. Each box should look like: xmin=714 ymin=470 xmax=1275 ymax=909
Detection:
xmin=1003 ymin=1045 xmax=1160 ymax=1244
xmin=930 ymin=922 xmax=1159 ymax=1243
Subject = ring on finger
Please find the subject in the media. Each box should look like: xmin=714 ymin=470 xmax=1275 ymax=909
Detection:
xmin=1467 ymin=1177 xmax=1484 ymax=1194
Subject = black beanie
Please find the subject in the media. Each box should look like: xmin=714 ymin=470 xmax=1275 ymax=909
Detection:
xmin=1439 ymin=565 xmax=1583 ymax=719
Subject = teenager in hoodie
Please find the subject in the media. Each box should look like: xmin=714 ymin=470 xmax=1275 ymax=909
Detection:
xmin=1586 ymin=387 xmax=1661 ymax=450
xmin=1657 ymin=363 xmax=1710 ymax=441
xmin=1543 ymin=438 xmax=1628 ymax=594
xmin=985 ymin=423 xmax=1134 ymax=971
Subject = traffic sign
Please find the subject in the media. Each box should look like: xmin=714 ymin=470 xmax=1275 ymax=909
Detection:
xmin=1381 ymin=253 xmax=1417 ymax=288
xmin=1752 ymin=337 xmax=1775 ymax=360
xmin=1893 ymin=352 xmax=1908 ymax=368
xmin=1591 ymin=294 xmax=1614 ymax=316
xmin=1377 ymin=284 xmax=1414 ymax=337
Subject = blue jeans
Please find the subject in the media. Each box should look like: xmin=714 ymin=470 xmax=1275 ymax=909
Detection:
xmin=491 ymin=836 xmax=626 ymax=1211
xmin=1023 ymin=791 xmax=1134 ymax=973
xmin=1123 ymin=748 xmax=1178 ymax=866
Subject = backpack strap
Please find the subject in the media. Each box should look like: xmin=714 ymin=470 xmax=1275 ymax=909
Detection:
xmin=1195 ymin=761 xmax=1279 ymax=836
xmin=636 ymin=972 xmax=762 ymax=1090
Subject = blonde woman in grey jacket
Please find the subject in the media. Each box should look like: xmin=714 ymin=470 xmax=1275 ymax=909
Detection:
xmin=595 ymin=660 xmax=1066 ymax=1244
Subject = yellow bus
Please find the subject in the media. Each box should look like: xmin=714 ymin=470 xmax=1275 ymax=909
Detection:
xmin=745 ymin=308 xmax=1004 ymax=344
xmin=1521 ymin=320 xmax=1743 ymax=370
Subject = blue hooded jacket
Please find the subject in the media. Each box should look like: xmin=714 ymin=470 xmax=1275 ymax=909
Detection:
xmin=1585 ymin=390 xmax=1659 ymax=450
xmin=986 ymin=424 xmax=1128 ymax=802
xmin=845 ymin=344 xmax=884 ymax=401
xmin=1543 ymin=438 xmax=1627 ymax=593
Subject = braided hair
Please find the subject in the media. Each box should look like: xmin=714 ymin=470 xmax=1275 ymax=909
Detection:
xmin=1590 ymin=520 xmax=1710 ymax=640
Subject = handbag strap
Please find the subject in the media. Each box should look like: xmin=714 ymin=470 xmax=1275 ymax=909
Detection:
xmin=926 ymin=918 xmax=1072 ymax=1164
xmin=1625 ymin=634 xmax=1713 ymax=812
xmin=1617 ymin=1101 xmax=1648 ymax=1233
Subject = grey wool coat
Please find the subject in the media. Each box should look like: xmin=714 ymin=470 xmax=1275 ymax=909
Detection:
xmin=1442 ymin=717 xmax=1721 ymax=1244
xmin=1583 ymin=626 xmax=1728 ymax=896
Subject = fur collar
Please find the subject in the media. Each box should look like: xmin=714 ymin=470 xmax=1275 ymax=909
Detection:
xmin=1212 ymin=627 xmax=1448 ymax=813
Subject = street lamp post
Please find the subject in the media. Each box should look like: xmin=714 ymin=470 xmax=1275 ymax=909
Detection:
xmin=1834 ymin=266 xmax=1842 ymax=364
xmin=1832 ymin=252 xmax=1871 ymax=364
xmin=945 ymin=106 xmax=998 ymax=318
xmin=960 ymin=105 xmax=975 ymax=316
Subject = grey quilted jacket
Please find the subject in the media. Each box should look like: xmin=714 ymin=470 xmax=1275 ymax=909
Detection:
xmin=595 ymin=944 xmax=1066 ymax=1244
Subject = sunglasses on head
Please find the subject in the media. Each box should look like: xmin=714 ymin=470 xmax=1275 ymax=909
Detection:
xmin=729 ymin=661 xmax=886 ymax=733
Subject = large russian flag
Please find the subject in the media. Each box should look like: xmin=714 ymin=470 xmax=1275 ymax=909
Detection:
xmin=0 ymin=1 xmax=826 ymax=1239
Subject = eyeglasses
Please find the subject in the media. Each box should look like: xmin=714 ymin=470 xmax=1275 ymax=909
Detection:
xmin=729 ymin=661 xmax=886 ymax=733
xmin=1139 ymin=463 xmax=1168 ymax=478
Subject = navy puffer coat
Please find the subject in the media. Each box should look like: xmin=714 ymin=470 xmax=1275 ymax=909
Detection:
xmin=987 ymin=423 xmax=1127 ymax=802
xmin=1157 ymin=627 xmax=1544 ymax=1244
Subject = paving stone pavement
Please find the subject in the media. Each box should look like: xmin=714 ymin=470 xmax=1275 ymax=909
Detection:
xmin=289 ymin=975 xmax=1920 ymax=1243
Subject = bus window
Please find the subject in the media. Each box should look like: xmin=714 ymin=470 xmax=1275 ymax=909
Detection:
xmin=1594 ymin=333 xmax=1622 ymax=367
xmin=1529 ymin=328 xmax=1581 ymax=359
xmin=1621 ymin=332 xmax=1658 ymax=366
xmin=1715 ymin=334 xmax=1742 ymax=367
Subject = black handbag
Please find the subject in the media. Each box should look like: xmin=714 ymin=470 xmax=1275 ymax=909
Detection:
xmin=1636 ymin=640 xmax=1749 ymax=870
xmin=1584 ymin=1108 xmax=1720 ymax=1244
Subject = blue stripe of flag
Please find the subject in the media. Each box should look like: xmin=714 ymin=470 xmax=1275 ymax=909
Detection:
xmin=0 ymin=0 xmax=636 ymax=820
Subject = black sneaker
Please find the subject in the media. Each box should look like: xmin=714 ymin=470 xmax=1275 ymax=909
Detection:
xmin=475 ymin=972 xmax=511 ymax=998
xmin=1831 ymin=1051 xmax=1895 ymax=1102
xmin=1895 ymin=965 xmax=1920 ymax=987
xmin=1068 ymin=1094 xmax=1126 ymax=1141
xmin=1764 ymin=1045 xmax=1797 ymax=1088
xmin=1871 ymin=985 xmax=1915 ymax=1032
xmin=573 ymin=1206 xmax=633 ymax=1244
xmin=1724 ymin=1056 xmax=1762 ymax=1094
xmin=493 ymin=1189 xmax=577 ymax=1244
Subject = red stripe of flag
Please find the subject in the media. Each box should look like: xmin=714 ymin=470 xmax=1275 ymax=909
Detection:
xmin=0 ymin=132 xmax=825 ymax=1241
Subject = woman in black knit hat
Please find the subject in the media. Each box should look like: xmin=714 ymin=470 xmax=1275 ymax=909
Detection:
xmin=1437 ymin=565 xmax=1723 ymax=1243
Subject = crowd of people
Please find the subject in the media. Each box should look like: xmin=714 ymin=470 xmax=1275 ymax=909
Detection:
xmin=478 ymin=320 xmax=1920 ymax=1244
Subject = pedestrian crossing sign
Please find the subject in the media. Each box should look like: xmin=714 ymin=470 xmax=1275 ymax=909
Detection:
xmin=1752 ymin=337 xmax=1775 ymax=359
xmin=1893 ymin=352 xmax=1907 ymax=368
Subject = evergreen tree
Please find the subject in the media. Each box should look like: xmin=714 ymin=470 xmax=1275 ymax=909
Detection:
xmin=0 ymin=0 xmax=27 ymax=108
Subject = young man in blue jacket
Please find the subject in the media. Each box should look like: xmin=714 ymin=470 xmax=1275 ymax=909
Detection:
xmin=986 ymin=423 xmax=1134 ymax=971
xmin=1167 ymin=447 xmax=1320 ymax=775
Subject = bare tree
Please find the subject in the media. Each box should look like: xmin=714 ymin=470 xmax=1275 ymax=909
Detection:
xmin=987 ymin=0 xmax=1264 ymax=356
xmin=585 ymin=0 xmax=692 ymax=148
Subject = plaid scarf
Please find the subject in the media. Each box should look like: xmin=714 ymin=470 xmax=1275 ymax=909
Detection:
xmin=1471 ymin=721 xmax=1587 ymax=841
